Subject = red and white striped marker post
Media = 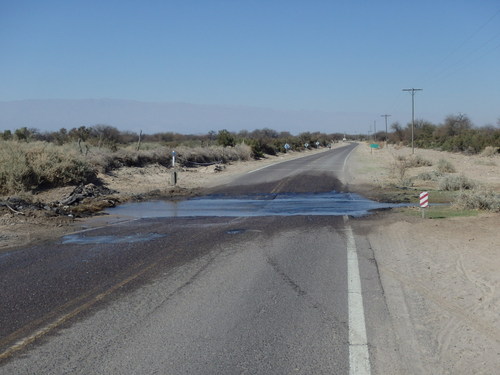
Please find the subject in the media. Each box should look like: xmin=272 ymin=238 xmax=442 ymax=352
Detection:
xmin=420 ymin=191 xmax=429 ymax=218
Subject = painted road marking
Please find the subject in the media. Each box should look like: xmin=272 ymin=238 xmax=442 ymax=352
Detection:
xmin=342 ymin=144 xmax=357 ymax=173
xmin=344 ymin=215 xmax=371 ymax=375
xmin=0 ymin=261 xmax=159 ymax=361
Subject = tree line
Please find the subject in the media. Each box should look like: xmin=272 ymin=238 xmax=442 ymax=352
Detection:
xmin=1 ymin=113 xmax=499 ymax=156
xmin=382 ymin=114 xmax=499 ymax=153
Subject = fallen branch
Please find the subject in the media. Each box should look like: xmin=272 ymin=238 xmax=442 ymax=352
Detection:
xmin=6 ymin=204 xmax=24 ymax=215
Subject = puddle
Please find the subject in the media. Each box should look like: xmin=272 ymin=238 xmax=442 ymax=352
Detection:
xmin=62 ymin=233 xmax=166 ymax=245
xmin=104 ymin=191 xmax=407 ymax=219
xmin=226 ymin=229 xmax=246 ymax=235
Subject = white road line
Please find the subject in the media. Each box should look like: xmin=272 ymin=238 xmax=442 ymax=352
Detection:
xmin=342 ymin=144 xmax=358 ymax=173
xmin=344 ymin=215 xmax=371 ymax=375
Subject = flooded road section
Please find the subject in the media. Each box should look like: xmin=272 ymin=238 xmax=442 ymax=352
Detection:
xmin=104 ymin=191 xmax=406 ymax=219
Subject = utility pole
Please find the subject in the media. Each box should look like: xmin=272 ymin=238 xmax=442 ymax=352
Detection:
xmin=381 ymin=114 xmax=391 ymax=144
xmin=402 ymin=88 xmax=422 ymax=154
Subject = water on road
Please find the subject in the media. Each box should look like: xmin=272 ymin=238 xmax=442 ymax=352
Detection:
xmin=104 ymin=191 xmax=406 ymax=219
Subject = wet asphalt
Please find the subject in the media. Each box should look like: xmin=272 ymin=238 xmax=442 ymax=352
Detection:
xmin=0 ymin=144 xmax=402 ymax=374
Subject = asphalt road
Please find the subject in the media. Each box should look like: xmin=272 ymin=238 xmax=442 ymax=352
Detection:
xmin=0 ymin=144 xmax=404 ymax=374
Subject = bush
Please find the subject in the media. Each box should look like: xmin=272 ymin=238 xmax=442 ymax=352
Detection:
xmin=438 ymin=175 xmax=476 ymax=191
xmin=176 ymin=144 xmax=252 ymax=165
xmin=436 ymin=158 xmax=456 ymax=173
xmin=406 ymin=155 xmax=433 ymax=167
xmin=0 ymin=141 xmax=95 ymax=194
xmin=481 ymin=146 xmax=499 ymax=157
xmin=390 ymin=156 xmax=414 ymax=187
xmin=453 ymin=189 xmax=500 ymax=212
xmin=417 ymin=171 xmax=443 ymax=181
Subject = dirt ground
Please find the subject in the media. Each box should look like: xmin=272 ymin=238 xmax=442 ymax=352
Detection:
xmin=348 ymin=144 xmax=500 ymax=374
xmin=1 ymin=142 xmax=499 ymax=373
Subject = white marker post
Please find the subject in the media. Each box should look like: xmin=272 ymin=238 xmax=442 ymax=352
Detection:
xmin=171 ymin=150 xmax=177 ymax=185
xmin=420 ymin=191 xmax=429 ymax=218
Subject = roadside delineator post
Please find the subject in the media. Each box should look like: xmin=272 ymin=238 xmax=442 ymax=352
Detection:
xmin=420 ymin=191 xmax=429 ymax=218
xmin=171 ymin=150 xmax=177 ymax=186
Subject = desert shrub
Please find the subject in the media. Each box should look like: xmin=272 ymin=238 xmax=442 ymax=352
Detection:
xmin=417 ymin=171 xmax=443 ymax=181
xmin=391 ymin=158 xmax=407 ymax=183
xmin=0 ymin=141 xmax=95 ymax=194
xmin=436 ymin=158 xmax=456 ymax=173
xmin=406 ymin=154 xmax=433 ymax=167
xmin=390 ymin=156 xmax=414 ymax=186
xmin=438 ymin=175 xmax=476 ymax=191
xmin=453 ymin=189 xmax=500 ymax=212
xmin=175 ymin=144 xmax=252 ymax=165
xmin=481 ymin=146 xmax=499 ymax=157
xmin=86 ymin=146 xmax=171 ymax=172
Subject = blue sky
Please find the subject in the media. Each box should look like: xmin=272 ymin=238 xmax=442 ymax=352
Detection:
xmin=1 ymin=0 xmax=499 ymax=134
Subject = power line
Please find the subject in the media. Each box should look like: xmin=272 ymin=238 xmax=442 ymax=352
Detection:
xmin=421 ymin=9 xmax=500 ymax=87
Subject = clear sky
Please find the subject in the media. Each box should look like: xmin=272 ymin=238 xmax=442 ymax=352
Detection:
xmin=1 ymin=0 xmax=499 ymax=134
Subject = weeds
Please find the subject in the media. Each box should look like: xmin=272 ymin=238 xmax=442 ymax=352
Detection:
xmin=0 ymin=141 xmax=95 ymax=194
xmin=436 ymin=158 xmax=456 ymax=173
xmin=406 ymin=154 xmax=433 ymax=167
xmin=0 ymin=140 xmax=254 ymax=195
xmin=453 ymin=188 xmax=500 ymax=212
xmin=417 ymin=171 xmax=443 ymax=181
xmin=391 ymin=154 xmax=431 ymax=186
xmin=481 ymin=146 xmax=499 ymax=157
xmin=438 ymin=174 xmax=476 ymax=191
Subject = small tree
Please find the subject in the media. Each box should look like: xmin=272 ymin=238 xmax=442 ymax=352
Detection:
xmin=14 ymin=127 xmax=31 ymax=142
xmin=217 ymin=129 xmax=236 ymax=147
xmin=1 ymin=130 xmax=12 ymax=140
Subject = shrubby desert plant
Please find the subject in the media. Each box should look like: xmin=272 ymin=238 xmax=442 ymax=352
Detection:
xmin=453 ymin=188 xmax=500 ymax=212
xmin=0 ymin=141 xmax=95 ymax=194
xmin=176 ymin=144 xmax=252 ymax=165
xmin=417 ymin=170 xmax=443 ymax=181
xmin=481 ymin=146 xmax=499 ymax=157
xmin=436 ymin=158 xmax=456 ymax=173
xmin=406 ymin=154 xmax=433 ymax=167
xmin=438 ymin=174 xmax=476 ymax=191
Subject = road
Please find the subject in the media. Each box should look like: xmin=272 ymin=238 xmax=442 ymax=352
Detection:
xmin=0 ymin=144 xmax=404 ymax=374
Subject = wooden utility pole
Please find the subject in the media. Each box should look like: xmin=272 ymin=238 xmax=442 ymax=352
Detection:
xmin=402 ymin=88 xmax=423 ymax=154
xmin=381 ymin=114 xmax=391 ymax=144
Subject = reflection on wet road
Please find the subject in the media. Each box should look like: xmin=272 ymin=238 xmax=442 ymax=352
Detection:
xmin=105 ymin=191 xmax=406 ymax=219
xmin=62 ymin=233 xmax=166 ymax=245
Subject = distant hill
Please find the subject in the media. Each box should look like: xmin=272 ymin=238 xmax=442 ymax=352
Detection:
xmin=0 ymin=99 xmax=370 ymax=135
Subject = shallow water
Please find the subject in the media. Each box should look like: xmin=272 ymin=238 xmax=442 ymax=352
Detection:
xmin=61 ymin=233 xmax=166 ymax=245
xmin=104 ymin=191 xmax=406 ymax=219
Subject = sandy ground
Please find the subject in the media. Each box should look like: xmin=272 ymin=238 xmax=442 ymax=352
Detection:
xmin=347 ymin=144 xmax=500 ymax=374
xmin=1 ymin=142 xmax=499 ymax=372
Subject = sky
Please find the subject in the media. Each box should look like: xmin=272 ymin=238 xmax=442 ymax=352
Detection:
xmin=1 ymin=0 xmax=499 ymax=134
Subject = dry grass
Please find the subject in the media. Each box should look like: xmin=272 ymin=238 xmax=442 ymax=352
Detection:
xmin=0 ymin=141 xmax=95 ymax=194
xmin=453 ymin=188 xmax=500 ymax=212
xmin=0 ymin=141 xmax=254 ymax=195
xmin=438 ymin=174 xmax=476 ymax=191
xmin=390 ymin=154 xmax=431 ymax=186
xmin=436 ymin=158 xmax=456 ymax=173
xmin=481 ymin=146 xmax=499 ymax=157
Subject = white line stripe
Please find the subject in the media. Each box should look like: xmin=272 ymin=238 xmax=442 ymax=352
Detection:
xmin=344 ymin=215 xmax=371 ymax=375
xmin=342 ymin=144 xmax=358 ymax=173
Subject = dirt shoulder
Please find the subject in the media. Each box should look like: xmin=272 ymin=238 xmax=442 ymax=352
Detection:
xmin=347 ymin=144 xmax=500 ymax=374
